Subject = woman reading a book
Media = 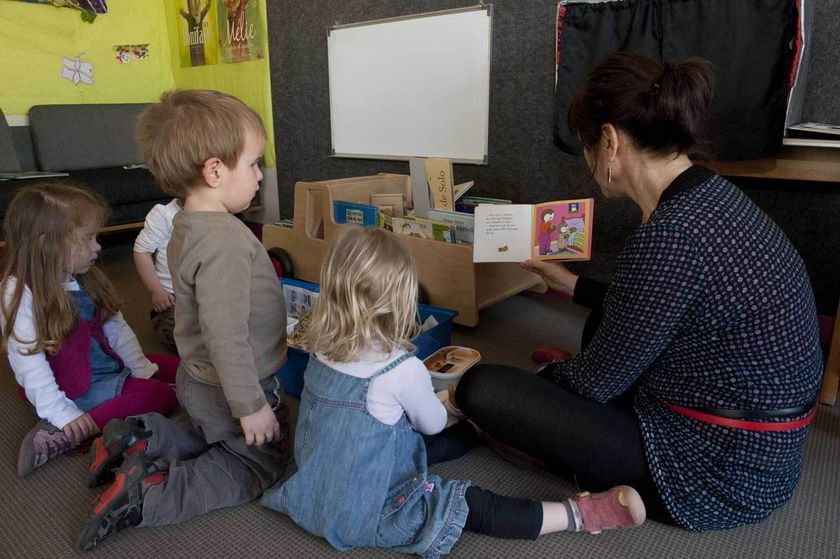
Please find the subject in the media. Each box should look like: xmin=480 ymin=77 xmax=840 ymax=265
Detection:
xmin=453 ymin=51 xmax=823 ymax=532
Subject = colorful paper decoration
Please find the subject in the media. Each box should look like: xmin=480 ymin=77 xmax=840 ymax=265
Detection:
xmin=60 ymin=54 xmax=94 ymax=85
xmin=18 ymin=0 xmax=107 ymax=13
xmin=114 ymin=44 xmax=150 ymax=64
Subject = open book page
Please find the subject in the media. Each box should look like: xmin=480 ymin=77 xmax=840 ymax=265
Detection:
xmin=473 ymin=204 xmax=533 ymax=262
xmin=531 ymin=198 xmax=593 ymax=261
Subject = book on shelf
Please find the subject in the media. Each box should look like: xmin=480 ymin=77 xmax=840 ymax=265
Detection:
xmin=455 ymin=200 xmax=478 ymax=214
xmin=473 ymin=198 xmax=594 ymax=263
xmin=455 ymin=196 xmax=512 ymax=215
xmin=392 ymin=216 xmax=457 ymax=243
xmin=425 ymin=158 xmax=455 ymax=212
xmin=426 ymin=209 xmax=475 ymax=244
xmin=333 ymin=200 xmax=379 ymax=227
xmin=453 ymin=180 xmax=475 ymax=201
xmin=273 ymin=218 xmax=294 ymax=229
xmin=460 ymin=195 xmax=512 ymax=204
xmin=378 ymin=206 xmax=394 ymax=231
xmin=370 ymin=193 xmax=405 ymax=217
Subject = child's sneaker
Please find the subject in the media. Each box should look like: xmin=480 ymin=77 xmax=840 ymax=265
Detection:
xmin=77 ymin=451 xmax=166 ymax=552
xmin=88 ymin=418 xmax=151 ymax=488
xmin=17 ymin=420 xmax=73 ymax=477
xmin=572 ymin=485 xmax=646 ymax=534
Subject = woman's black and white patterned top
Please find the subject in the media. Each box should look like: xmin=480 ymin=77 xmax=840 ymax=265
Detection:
xmin=545 ymin=166 xmax=823 ymax=531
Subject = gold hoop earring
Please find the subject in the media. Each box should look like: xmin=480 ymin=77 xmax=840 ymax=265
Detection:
xmin=607 ymin=166 xmax=612 ymax=184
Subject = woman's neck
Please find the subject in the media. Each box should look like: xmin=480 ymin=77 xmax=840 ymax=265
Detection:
xmin=624 ymin=153 xmax=693 ymax=223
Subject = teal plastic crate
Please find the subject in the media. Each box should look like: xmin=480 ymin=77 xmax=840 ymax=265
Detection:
xmin=276 ymin=278 xmax=458 ymax=397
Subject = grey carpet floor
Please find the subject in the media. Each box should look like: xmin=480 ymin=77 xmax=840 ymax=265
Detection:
xmin=1 ymin=234 xmax=838 ymax=558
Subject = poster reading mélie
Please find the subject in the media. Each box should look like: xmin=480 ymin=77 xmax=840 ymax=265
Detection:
xmin=175 ymin=0 xmax=264 ymax=68
xmin=217 ymin=0 xmax=265 ymax=64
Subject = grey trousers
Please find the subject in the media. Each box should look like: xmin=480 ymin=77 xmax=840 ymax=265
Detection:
xmin=136 ymin=368 xmax=290 ymax=527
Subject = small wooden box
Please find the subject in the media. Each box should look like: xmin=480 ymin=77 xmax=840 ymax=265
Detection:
xmin=262 ymin=174 xmax=543 ymax=326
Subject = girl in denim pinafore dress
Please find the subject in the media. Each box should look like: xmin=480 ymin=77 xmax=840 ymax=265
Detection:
xmin=262 ymin=226 xmax=647 ymax=557
xmin=264 ymin=353 xmax=469 ymax=556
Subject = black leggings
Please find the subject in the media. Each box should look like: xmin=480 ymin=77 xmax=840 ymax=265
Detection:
xmin=453 ymin=309 xmax=673 ymax=524
xmin=424 ymin=423 xmax=543 ymax=540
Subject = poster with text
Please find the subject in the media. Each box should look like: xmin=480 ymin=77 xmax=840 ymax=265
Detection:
xmin=217 ymin=0 xmax=265 ymax=64
xmin=176 ymin=0 xmax=219 ymax=67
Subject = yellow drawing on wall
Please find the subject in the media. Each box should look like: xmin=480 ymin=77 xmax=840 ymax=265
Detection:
xmin=176 ymin=0 xmax=219 ymax=67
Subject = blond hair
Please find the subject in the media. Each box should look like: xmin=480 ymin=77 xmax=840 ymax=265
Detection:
xmin=136 ymin=89 xmax=265 ymax=198
xmin=0 ymin=183 xmax=121 ymax=355
xmin=304 ymin=227 xmax=420 ymax=362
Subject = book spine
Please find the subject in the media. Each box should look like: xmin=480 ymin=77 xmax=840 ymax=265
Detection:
xmin=425 ymin=158 xmax=455 ymax=212
xmin=333 ymin=200 xmax=379 ymax=227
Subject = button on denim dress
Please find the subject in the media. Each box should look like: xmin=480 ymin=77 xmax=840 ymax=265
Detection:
xmin=262 ymin=354 xmax=470 ymax=557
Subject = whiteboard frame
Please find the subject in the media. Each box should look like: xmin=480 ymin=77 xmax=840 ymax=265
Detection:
xmin=327 ymin=4 xmax=493 ymax=165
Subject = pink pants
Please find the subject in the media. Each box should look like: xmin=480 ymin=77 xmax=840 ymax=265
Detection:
xmin=87 ymin=354 xmax=179 ymax=430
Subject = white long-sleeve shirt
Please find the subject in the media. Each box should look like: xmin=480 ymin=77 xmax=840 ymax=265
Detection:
xmin=2 ymin=277 xmax=157 ymax=429
xmin=132 ymin=199 xmax=180 ymax=295
xmin=316 ymin=348 xmax=447 ymax=435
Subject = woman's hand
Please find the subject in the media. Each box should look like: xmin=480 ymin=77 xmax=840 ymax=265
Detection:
xmin=62 ymin=413 xmax=100 ymax=446
xmin=520 ymin=259 xmax=579 ymax=296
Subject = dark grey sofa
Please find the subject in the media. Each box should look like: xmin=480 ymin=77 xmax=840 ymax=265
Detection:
xmin=0 ymin=104 xmax=170 ymax=234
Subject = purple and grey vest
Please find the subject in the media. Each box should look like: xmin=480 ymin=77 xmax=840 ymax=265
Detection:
xmin=17 ymin=305 xmax=124 ymax=401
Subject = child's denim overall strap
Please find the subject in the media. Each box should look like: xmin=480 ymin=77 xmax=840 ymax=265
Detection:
xmin=262 ymin=353 xmax=470 ymax=558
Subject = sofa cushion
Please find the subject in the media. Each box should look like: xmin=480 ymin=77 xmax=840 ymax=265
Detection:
xmin=28 ymin=103 xmax=150 ymax=172
xmin=65 ymin=167 xmax=166 ymax=206
xmin=0 ymin=167 xmax=166 ymax=221
xmin=0 ymin=108 xmax=22 ymax=173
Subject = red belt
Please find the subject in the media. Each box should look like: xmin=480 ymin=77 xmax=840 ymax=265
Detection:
xmin=664 ymin=402 xmax=817 ymax=432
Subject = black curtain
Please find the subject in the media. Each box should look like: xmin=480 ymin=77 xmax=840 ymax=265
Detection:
xmin=553 ymin=0 xmax=799 ymax=160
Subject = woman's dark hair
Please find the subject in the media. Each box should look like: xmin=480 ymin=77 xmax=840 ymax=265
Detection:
xmin=568 ymin=51 xmax=715 ymax=159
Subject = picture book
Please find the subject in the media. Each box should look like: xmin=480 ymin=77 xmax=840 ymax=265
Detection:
xmin=392 ymin=216 xmax=457 ymax=243
xmin=425 ymin=158 xmax=455 ymax=212
xmin=426 ymin=209 xmax=475 ymax=244
xmin=370 ymin=193 xmax=405 ymax=217
xmin=473 ymin=198 xmax=594 ymax=263
xmin=334 ymin=200 xmax=379 ymax=227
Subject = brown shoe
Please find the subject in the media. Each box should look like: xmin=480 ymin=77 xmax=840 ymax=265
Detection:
xmin=18 ymin=420 xmax=73 ymax=476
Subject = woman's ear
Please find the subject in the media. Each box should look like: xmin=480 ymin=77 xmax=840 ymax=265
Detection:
xmin=600 ymin=123 xmax=620 ymax=161
xmin=201 ymin=157 xmax=224 ymax=188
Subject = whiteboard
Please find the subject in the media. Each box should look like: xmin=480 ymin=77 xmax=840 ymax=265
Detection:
xmin=328 ymin=5 xmax=492 ymax=164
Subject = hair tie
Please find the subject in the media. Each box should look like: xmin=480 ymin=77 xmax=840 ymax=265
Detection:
xmin=652 ymin=82 xmax=660 ymax=89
